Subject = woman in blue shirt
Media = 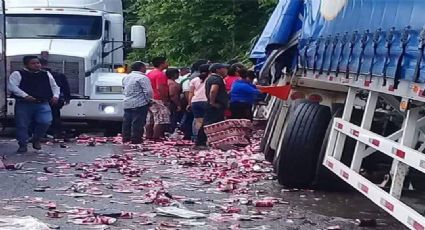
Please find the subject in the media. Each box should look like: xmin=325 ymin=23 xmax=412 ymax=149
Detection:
xmin=230 ymin=70 xmax=261 ymax=120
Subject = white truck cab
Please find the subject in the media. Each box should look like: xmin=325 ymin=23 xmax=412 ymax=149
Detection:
xmin=4 ymin=0 xmax=145 ymax=122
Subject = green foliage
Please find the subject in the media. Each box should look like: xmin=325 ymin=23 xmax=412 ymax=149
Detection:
xmin=123 ymin=0 xmax=277 ymax=66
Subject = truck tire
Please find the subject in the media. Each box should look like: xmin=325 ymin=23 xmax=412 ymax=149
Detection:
xmin=276 ymin=102 xmax=331 ymax=188
xmin=272 ymin=99 xmax=309 ymax=171
xmin=266 ymin=99 xmax=308 ymax=164
xmin=313 ymin=107 xmax=350 ymax=191
xmin=313 ymin=107 xmax=362 ymax=191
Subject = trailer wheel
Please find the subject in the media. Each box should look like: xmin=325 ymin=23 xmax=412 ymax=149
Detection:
xmin=266 ymin=99 xmax=309 ymax=165
xmin=276 ymin=102 xmax=331 ymax=188
xmin=313 ymin=107 xmax=363 ymax=191
xmin=272 ymin=99 xmax=309 ymax=171
xmin=313 ymin=107 xmax=350 ymax=191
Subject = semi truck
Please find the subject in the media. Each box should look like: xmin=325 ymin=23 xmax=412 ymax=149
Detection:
xmin=3 ymin=0 xmax=145 ymax=130
xmin=253 ymin=0 xmax=425 ymax=228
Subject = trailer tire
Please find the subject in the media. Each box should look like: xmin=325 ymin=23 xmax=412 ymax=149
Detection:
xmin=272 ymin=99 xmax=309 ymax=171
xmin=313 ymin=107 xmax=351 ymax=191
xmin=276 ymin=102 xmax=331 ymax=188
xmin=313 ymin=107 xmax=364 ymax=191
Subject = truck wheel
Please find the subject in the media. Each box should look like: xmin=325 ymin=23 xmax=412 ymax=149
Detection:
xmin=313 ymin=107 xmax=350 ymax=191
xmin=313 ymin=107 xmax=363 ymax=191
xmin=276 ymin=102 xmax=331 ymax=188
xmin=265 ymin=99 xmax=308 ymax=164
xmin=272 ymin=99 xmax=309 ymax=171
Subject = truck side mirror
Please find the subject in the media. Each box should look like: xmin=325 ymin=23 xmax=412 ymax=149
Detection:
xmin=131 ymin=25 xmax=146 ymax=49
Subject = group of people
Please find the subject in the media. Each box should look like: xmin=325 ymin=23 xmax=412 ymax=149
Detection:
xmin=7 ymin=55 xmax=262 ymax=152
xmin=122 ymin=57 xmax=262 ymax=148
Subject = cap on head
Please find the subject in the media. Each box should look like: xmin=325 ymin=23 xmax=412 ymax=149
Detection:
xmin=209 ymin=63 xmax=229 ymax=73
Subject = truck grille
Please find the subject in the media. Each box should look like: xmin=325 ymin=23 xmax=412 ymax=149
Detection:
xmin=8 ymin=56 xmax=84 ymax=96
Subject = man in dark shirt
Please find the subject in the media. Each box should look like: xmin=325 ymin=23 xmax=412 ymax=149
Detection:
xmin=40 ymin=58 xmax=71 ymax=139
xmin=8 ymin=56 xmax=60 ymax=152
xmin=195 ymin=63 xmax=229 ymax=148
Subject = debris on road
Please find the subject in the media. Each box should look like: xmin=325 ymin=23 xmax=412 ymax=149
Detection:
xmin=2 ymin=206 xmax=23 ymax=212
xmin=1 ymin=161 xmax=25 ymax=171
xmin=356 ymin=218 xmax=378 ymax=227
xmin=0 ymin=216 xmax=50 ymax=230
xmin=33 ymin=187 xmax=47 ymax=192
xmin=254 ymin=199 xmax=275 ymax=208
xmin=179 ymin=220 xmax=206 ymax=226
xmin=94 ymin=209 xmax=134 ymax=219
xmin=204 ymin=119 xmax=253 ymax=148
xmin=36 ymin=176 xmax=48 ymax=181
xmin=18 ymin=131 xmax=294 ymax=228
xmin=156 ymin=206 xmax=207 ymax=219
xmin=46 ymin=210 xmax=63 ymax=218
xmin=43 ymin=167 xmax=53 ymax=173
xmin=68 ymin=216 xmax=117 ymax=225
xmin=0 ymin=128 xmax=402 ymax=229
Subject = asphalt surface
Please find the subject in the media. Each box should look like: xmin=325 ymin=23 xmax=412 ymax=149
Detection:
xmin=0 ymin=128 xmax=406 ymax=230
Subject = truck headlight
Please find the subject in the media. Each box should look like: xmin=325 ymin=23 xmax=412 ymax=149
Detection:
xmin=103 ymin=106 xmax=116 ymax=114
xmin=100 ymin=104 xmax=117 ymax=114
xmin=96 ymin=86 xmax=123 ymax=94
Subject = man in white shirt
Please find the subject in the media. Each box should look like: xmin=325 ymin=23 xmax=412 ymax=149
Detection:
xmin=122 ymin=62 xmax=153 ymax=144
xmin=176 ymin=67 xmax=191 ymax=92
xmin=8 ymin=56 xmax=60 ymax=152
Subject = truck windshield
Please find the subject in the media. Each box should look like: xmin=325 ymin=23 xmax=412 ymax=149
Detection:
xmin=6 ymin=14 xmax=102 ymax=40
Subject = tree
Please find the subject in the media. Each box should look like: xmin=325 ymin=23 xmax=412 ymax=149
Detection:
xmin=124 ymin=0 xmax=277 ymax=66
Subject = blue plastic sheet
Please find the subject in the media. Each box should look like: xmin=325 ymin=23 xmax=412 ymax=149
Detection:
xmin=301 ymin=0 xmax=425 ymax=82
xmin=252 ymin=0 xmax=425 ymax=83
xmin=249 ymin=0 xmax=303 ymax=60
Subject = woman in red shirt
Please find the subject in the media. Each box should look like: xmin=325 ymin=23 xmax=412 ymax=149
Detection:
xmin=224 ymin=63 xmax=245 ymax=118
xmin=224 ymin=63 xmax=244 ymax=93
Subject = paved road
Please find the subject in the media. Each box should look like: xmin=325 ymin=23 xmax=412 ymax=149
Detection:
xmin=0 ymin=132 xmax=405 ymax=230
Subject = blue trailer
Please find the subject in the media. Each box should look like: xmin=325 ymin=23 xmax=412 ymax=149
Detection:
xmin=256 ymin=1 xmax=425 ymax=228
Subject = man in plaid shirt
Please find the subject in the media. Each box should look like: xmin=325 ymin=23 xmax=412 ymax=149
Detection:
xmin=122 ymin=62 xmax=153 ymax=144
